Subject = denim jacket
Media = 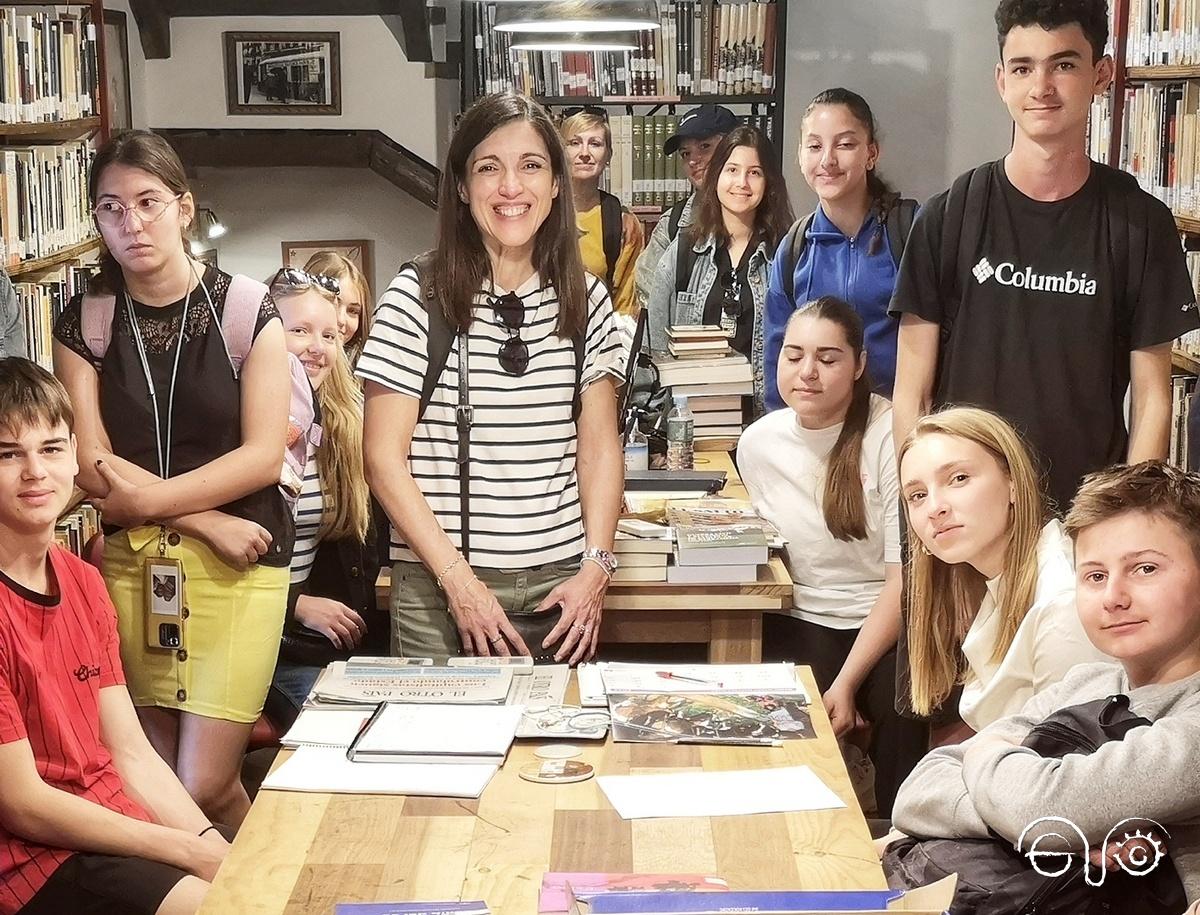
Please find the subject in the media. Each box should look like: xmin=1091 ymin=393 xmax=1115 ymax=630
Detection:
xmin=647 ymin=232 xmax=773 ymax=418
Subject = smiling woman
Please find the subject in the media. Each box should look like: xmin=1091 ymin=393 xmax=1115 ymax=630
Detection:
xmin=357 ymin=93 xmax=626 ymax=667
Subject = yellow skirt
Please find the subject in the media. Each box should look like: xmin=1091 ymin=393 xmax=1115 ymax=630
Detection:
xmin=103 ymin=525 xmax=289 ymax=724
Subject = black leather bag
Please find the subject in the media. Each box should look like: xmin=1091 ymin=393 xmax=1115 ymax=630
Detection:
xmin=883 ymin=695 xmax=1187 ymax=915
xmin=503 ymin=604 xmax=569 ymax=664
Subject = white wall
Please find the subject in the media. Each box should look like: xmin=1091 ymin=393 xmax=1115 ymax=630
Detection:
xmin=189 ymin=166 xmax=437 ymax=296
xmin=142 ymin=15 xmax=446 ymax=166
xmin=782 ymin=0 xmax=1013 ymax=210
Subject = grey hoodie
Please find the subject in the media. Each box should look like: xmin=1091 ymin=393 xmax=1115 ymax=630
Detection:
xmin=893 ymin=661 xmax=1200 ymax=905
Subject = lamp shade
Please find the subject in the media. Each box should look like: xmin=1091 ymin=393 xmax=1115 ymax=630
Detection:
xmin=494 ymin=1 xmax=660 ymax=33
xmin=508 ymin=29 xmax=641 ymax=51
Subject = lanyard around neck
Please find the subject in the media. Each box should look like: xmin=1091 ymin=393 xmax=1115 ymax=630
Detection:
xmin=123 ymin=261 xmax=214 ymax=479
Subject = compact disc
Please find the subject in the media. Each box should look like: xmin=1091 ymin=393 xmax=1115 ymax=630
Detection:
xmin=519 ymin=759 xmax=595 ymax=784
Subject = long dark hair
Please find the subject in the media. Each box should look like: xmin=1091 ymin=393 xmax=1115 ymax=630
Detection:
xmin=787 ymin=295 xmax=872 ymax=542
xmin=803 ymin=88 xmax=899 ymax=257
xmin=432 ymin=93 xmax=587 ymax=339
xmin=87 ymin=129 xmax=193 ymax=295
xmin=687 ymin=125 xmax=794 ymax=251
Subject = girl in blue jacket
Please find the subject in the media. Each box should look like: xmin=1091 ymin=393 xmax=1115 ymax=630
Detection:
xmin=763 ymin=89 xmax=917 ymax=411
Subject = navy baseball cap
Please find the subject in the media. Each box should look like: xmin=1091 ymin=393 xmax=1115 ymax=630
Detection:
xmin=663 ymin=105 xmax=738 ymax=155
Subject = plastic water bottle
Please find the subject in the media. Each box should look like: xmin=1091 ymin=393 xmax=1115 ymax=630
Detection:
xmin=624 ymin=423 xmax=649 ymax=472
xmin=665 ymin=395 xmax=694 ymax=470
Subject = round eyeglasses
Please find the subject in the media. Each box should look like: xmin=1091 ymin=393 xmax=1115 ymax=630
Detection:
xmin=92 ymin=194 xmax=183 ymax=228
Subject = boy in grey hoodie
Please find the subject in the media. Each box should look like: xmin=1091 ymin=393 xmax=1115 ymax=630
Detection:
xmin=892 ymin=460 xmax=1200 ymax=905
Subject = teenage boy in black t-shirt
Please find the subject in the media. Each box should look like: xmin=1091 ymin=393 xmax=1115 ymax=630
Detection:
xmin=890 ymin=0 xmax=1199 ymax=513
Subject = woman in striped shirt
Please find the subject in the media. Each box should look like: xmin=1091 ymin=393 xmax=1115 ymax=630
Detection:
xmin=358 ymin=93 xmax=626 ymax=665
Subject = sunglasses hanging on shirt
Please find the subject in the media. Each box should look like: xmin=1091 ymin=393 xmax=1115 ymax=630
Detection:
xmin=491 ymin=291 xmax=530 ymax=376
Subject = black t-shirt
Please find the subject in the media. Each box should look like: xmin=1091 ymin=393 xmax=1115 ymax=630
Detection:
xmin=890 ymin=159 xmax=1199 ymax=512
xmin=702 ymin=244 xmax=754 ymax=358
xmin=53 ymin=267 xmax=294 ymax=567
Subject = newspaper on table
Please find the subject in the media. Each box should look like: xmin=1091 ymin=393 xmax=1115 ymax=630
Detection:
xmin=311 ymin=658 xmax=513 ymax=705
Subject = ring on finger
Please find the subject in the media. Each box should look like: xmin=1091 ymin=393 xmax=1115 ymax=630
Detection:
xmin=489 ymin=635 xmax=504 ymax=645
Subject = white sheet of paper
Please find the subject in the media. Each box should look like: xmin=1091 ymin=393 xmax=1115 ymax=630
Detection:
xmin=598 ymin=662 xmax=808 ymax=700
xmin=597 ymin=765 xmax=846 ymax=819
xmin=279 ymin=708 xmax=372 ymax=749
xmin=261 ymin=746 xmax=497 ymax=798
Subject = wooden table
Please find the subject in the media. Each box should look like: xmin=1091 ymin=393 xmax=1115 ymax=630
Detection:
xmin=202 ymin=669 xmax=885 ymax=913
xmin=376 ymin=453 xmax=793 ymax=664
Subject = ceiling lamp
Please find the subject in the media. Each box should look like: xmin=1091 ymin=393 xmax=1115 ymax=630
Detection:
xmin=494 ymin=1 xmax=660 ymax=34
xmin=509 ymin=30 xmax=641 ymax=51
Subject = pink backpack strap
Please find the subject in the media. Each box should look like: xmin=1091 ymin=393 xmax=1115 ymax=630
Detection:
xmin=80 ymin=292 xmax=116 ymax=361
xmin=219 ymin=275 xmax=270 ymax=378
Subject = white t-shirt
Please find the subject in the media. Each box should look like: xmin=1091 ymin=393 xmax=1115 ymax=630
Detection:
xmin=356 ymin=266 xmax=627 ymax=569
xmin=738 ymin=394 xmax=900 ymax=629
xmin=958 ymin=518 xmax=1112 ymax=731
xmin=289 ymin=443 xmax=322 ymax=586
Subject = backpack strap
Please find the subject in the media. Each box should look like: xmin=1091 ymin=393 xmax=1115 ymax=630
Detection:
xmin=884 ymin=197 xmax=919 ymax=269
xmin=81 ymin=292 xmax=117 ymax=361
xmin=599 ymin=190 xmax=624 ymax=292
xmin=780 ymin=213 xmax=815 ymax=310
xmin=401 ymin=251 xmax=455 ymax=425
xmin=220 ymin=274 xmax=270 ymax=378
xmin=666 ymin=197 xmax=688 ymax=242
xmin=674 ymin=233 xmax=702 ymax=298
xmin=939 ymin=164 xmax=992 ymax=344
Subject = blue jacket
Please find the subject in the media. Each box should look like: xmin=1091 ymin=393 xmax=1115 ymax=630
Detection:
xmin=763 ymin=206 xmax=902 ymax=411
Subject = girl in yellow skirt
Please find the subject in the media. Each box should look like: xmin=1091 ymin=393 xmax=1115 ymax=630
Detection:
xmin=53 ymin=130 xmax=292 ymax=828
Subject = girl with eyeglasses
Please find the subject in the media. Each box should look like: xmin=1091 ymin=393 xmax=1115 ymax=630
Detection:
xmin=266 ymin=270 xmax=379 ymax=723
xmin=52 ymin=130 xmax=293 ymax=827
xmin=646 ymin=125 xmax=794 ymax=417
xmin=762 ymin=89 xmax=919 ymax=410
xmin=300 ymin=251 xmax=374 ymax=366
xmin=559 ymin=108 xmax=644 ymax=329
xmin=357 ymin=93 xmax=626 ymax=665
xmin=738 ymin=297 xmax=926 ymax=816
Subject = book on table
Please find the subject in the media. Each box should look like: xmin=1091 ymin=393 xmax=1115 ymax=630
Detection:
xmin=664 ymin=561 xmax=758 ymax=584
xmin=347 ymin=703 xmax=523 ymax=765
xmin=261 ymin=746 xmax=498 ymax=798
xmin=312 ymin=659 xmax=514 ymax=705
xmin=335 ymin=901 xmax=491 ymax=914
xmin=539 ymin=874 xmax=728 ymax=914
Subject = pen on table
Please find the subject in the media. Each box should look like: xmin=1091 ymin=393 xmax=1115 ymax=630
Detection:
xmin=655 ymin=671 xmax=724 ymax=688
xmin=677 ymin=736 xmax=782 ymax=747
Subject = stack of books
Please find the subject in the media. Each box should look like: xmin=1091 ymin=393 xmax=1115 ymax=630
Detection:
xmin=612 ymin=519 xmax=672 ymax=583
xmin=665 ymin=501 xmax=770 ymax=584
xmin=53 ymin=500 xmax=98 ymax=557
xmin=653 ymin=338 xmax=753 ymax=445
xmin=14 ymin=263 xmax=93 ymax=368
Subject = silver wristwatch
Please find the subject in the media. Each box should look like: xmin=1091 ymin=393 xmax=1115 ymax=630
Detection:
xmin=581 ymin=547 xmax=619 ymax=576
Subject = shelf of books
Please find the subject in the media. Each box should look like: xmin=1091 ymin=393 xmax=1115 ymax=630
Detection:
xmin=1 ymin=0 xmax=107 ymax=369
xmin=463 ymin=1 xmax=787 ymax=218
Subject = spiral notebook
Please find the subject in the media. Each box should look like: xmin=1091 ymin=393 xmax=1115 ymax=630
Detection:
xmin=279 ymin=708 xmax=375 ymax=749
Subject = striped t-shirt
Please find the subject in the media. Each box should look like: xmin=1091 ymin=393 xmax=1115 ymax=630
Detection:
xmin=290 ymin=444 xmax=323 ymax=585
xmin=356 ymin=267 xmax=627 ymax=569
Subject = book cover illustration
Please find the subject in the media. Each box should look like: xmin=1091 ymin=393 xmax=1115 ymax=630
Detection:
xmin=608 ymin=692 xmax=814 ymax=743
xmin=539 ymin=873 xmax=727 ymax=914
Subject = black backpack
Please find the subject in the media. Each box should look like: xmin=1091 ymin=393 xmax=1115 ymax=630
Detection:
xmin=598 ymin=189 xmax=624 ymax=294
xmin=400 ymin=252 xmax=585 ymax=423
xmin=883 ymin=694 xmax=1188 ymax=915
xmin=665 ymin=196 xmax=690 ymax=243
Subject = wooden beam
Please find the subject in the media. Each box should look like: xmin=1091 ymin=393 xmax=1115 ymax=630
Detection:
xmin=151 ymin=127 xmax=440 ymax=209
xmin=129 ymin=0 xmax=171 ymax=59
xmin=383 ymin=0 xmax=435 ymax=63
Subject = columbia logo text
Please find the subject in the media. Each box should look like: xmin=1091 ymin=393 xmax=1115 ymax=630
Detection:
xmin=971 ymin=258 xmax=1097 ymax=295
xmin=1018 ymin=816 xmax=1170 ymax=886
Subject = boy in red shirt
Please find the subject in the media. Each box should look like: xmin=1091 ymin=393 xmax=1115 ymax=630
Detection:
xmin=0 ymin=357 xmax=228 ymax=915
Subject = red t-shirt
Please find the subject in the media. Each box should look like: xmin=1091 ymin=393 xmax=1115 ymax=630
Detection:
xmin=0 ymin=546 xmax=152 ymax=914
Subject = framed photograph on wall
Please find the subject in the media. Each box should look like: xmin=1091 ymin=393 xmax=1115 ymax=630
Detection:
xmin=103 ymin=9 xmax=133 ymax=132
xmin=282 ymin=239 xmax=372 ymax=296
xmin=224 ymin=31 xmax=341 ymax=116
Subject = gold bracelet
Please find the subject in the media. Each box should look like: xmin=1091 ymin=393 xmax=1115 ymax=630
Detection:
xmin=435 ymin=555 xmax=463 ymax=590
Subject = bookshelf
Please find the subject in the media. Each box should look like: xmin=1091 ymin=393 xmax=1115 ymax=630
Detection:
xmin=461 ymin=1 xmax=789 ymax=219
xmin=2 ymin=0 xmax=108 ymax=374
